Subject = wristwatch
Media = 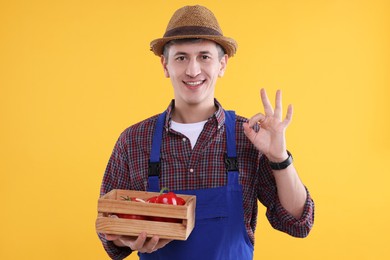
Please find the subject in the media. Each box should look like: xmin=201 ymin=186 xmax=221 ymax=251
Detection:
xmin=268 ymin=151 xmax=293 ymax=170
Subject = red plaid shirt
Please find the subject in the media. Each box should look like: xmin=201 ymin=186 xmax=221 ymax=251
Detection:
xmin=98 ymin=99 xmax=315 ymax=259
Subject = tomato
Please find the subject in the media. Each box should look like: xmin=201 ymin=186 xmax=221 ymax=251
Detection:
xmin=117 ymin=213 xmax=145 ymax=220
xmin=156 ymin=192 xmax=186 ymax=206
xmin=147 ymin=188 xmax=186 ymax=223
xmin=176 ymin=196 xmax=186 ymax=205
xmin=115 ymin=190 xmax=186 ymax=222
xmin=117 ymin=196 xmax=146 ymax=220
xmin=146 ymin=196 xmax=158 ymax=203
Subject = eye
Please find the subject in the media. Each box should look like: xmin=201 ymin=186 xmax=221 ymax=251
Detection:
xmin=175 ymin=56 xmax=186 ymax=61
xmin=201 ymin=55 xmax=211 ymax=60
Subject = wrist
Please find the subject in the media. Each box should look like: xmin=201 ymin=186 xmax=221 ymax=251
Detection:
xmin=268 ymin=150 xmax=293 ymax=170
xmin=267 ymin=151 xmax=289 ymax=163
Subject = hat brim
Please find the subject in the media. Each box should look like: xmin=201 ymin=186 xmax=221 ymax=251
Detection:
xmin=150 ymin=35 xmax=237 ymax=57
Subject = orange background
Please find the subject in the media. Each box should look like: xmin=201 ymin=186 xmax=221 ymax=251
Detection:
xmin=1 ymin=0 xmax=389 ymax=259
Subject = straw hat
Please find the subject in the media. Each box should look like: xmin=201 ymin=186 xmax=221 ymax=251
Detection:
xmin=150 ymin=5 xmax=237 ymax=57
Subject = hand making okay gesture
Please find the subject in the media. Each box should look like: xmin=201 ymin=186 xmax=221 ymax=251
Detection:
xmin=243 ymin=88 xmax=293 ymax=163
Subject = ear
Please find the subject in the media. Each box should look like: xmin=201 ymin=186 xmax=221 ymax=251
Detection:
xmin=218 ymin=54 xmax=228 ymax=77
xmin=161 ymin=55 xmax=170 ymax=78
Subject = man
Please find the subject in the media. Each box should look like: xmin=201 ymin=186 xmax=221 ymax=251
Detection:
xmin=97 ymin=5 xmax=314 ymax=260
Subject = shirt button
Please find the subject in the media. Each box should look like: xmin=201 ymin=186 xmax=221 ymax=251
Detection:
xmin=182 ymin=138 xmax=187 ymax=142
xmin=189 ymin=168 xmax=194 ymax=173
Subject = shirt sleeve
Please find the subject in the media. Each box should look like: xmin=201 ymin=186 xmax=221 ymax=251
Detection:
xmin=257 ymin=155 xmax=315 ymax=238
xmin=97 ymin=134 xmax=134 ymax=259
xmin=98 ymin=233 xmax=133 ymax=260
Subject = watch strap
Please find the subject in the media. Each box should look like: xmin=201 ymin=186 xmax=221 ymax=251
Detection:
xmin=268 ymin=151 xmax=293 ymax=170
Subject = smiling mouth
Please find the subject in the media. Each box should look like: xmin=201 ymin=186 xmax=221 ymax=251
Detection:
xmin=183 ymin=80 xmax=206 ymax=88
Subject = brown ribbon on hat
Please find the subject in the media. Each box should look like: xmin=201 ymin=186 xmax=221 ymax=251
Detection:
xmin=164 ymin=26 xmax=223 ymax=37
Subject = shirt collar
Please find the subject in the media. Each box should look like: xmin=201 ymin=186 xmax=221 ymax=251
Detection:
xmin=164 ymin=99 xmax=226 ymax=130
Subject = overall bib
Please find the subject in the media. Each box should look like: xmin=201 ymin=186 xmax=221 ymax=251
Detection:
xmin=140 ymin=111 xmax=254 ymax=260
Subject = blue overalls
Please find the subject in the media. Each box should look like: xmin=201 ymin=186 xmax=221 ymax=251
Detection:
xmin=139 ymin=110 xmax=254 ymax=260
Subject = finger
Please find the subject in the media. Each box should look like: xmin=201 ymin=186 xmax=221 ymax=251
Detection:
xmin=282 ymin=104 xmax=293 ymax=127
xmin=247 ymin=113 xmax=266 ymax=128
xmin=274 ymin=89 xmax=283 ymax=120
xmin=105 ymin=234 xmax=121 ymax=241
xmin=142 ymin=235 xmax=160 ymax=253
xmin=261 ymin=88 xmax=274 ymax=116
xmin=243 ymin=122 xmax=258 ymax=144
xmin=130 ymin=232 xmax=148 ymax=251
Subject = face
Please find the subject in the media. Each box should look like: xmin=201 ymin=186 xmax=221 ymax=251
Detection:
xmin=161 ymin=40 xmax=228 ymax=108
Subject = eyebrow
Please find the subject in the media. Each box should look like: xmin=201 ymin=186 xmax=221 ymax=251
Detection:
xmin=173 ymin=51 xmax=213 ymax=57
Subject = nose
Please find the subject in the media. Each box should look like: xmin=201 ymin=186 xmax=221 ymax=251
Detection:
xmin=185 ymin=58 xmax=201 ymax=77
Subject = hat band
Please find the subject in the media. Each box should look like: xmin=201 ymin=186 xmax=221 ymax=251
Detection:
xmin=164 ymin=26 xmax=222 ymax=37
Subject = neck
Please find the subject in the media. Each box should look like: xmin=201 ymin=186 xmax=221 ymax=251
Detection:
xmin=172 ymin=100 xmax=217 ymax=123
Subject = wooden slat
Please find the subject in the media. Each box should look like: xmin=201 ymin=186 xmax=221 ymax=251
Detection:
xmin=98 ymin=199 xmax=189 ymax=218
xmin=96 ymin=217 xmax=189 ymax=240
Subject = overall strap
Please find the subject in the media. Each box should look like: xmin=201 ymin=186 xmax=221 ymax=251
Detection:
xmin=224 ymin=110 xmax=239 ymax=186
xmin=148 ymin=111 xmax=166 ymax=191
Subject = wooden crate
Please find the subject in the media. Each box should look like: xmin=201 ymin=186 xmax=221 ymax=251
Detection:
xmin=96 ymin=189 xmax=196 ymax=240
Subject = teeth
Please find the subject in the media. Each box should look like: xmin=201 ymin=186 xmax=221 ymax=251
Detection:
xmin=185 ymin=81 xmax=203 ymax=86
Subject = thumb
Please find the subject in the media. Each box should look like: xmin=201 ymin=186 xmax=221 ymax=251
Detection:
xmin=243 ymin=122 xmax=257 ymax=143
xmin=105 ymin=234 xmax=121 ymax=241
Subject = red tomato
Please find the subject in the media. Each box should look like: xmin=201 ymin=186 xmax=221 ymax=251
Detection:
xmin=117 ymin=196 xmax=146 ymax=220
xmin=176 ymin=196 xmax=186 ymax=205
xmin=146 ymin=196 xmax=158 ymax=203
xmin=117 ymin=213 xmax=145 ymax=220
xmin=147 ymin=189 xmax=186 ymax=223
xmin=156 ymin=192 xmax=179 ymax=205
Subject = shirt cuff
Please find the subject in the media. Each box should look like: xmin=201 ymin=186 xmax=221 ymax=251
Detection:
xmin=98 ymin=233 xmax=133 ymax=260
xmin=267 ymin=187 xmax=315 ymax=238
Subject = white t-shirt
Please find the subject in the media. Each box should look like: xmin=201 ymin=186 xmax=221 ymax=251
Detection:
xmin=171 ymin=120 xmax=208 ymax=149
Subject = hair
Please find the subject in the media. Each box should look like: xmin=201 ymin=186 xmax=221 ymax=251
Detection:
xmin=162 ymin=38 xmax=226 ymax=62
